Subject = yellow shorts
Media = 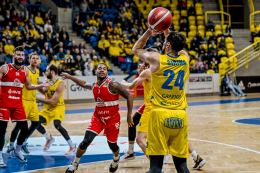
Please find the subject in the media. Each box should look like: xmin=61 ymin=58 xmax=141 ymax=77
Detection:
xmin=146 ymin=108 xmax=189 ymax=158
xmin=22 ymin=100 xmax=39 ymax=121
xmin=137 ymin=106 xmax=152 ymax=133
xmin=39 ymin=106 xmax=65 ymax=126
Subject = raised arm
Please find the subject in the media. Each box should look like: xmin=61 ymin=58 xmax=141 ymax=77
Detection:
xmin=179 ymin=50 xmax=190 ymax=61
xmin=60 ymin=72 xmax=94 ymax=90
xmin=24 ymin=68 xmax=50 ymax=90
xmin=109 ymin=81 xmax=134 ymax=127
xmin=36 ymin=82 xmax=64 ymax=106
xmin=121 ymin=69 xmax=150 ymax=90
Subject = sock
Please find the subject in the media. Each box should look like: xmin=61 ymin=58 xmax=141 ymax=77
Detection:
xmin=114 ymin=154 xmax=120 ymax=160
xmin=74 ymin=157 xmax=81 ymax=163
xmin=67 ymin=139 xmax=74 ymax=147
xmin=43 ymin=132 xmax=51 ymax=140
xmin=0 ymin=151 xmax=2 ymax=158
xmin=22 ymin=138 xmax=28 ymax=145
xmin=16 ymin=145 xmax=22 ymax=153
xmin=191 ymin=150 xmax=198 ymax=161
xmin=10 ymin=142 xmax=15 ymax=148
xmin=129 ymin=144 xmax=134 ymax=153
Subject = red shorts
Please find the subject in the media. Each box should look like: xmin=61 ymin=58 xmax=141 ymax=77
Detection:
xmin=0 ymin=106 xmax=27 ymax=122
xmin=137 ymin=103 xmax=145 ymax=114
xmin=87 ymin=112 xmax=120 ymax=143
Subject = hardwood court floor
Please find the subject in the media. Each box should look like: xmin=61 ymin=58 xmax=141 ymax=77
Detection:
xmin=5 ymin=94 xmax=260 ymax=173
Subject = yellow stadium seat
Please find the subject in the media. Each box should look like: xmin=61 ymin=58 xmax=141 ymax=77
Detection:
xmin=254 ymin=37 xmax=260 ymax=43
xmin=190 ymin=59 xmax=196 ymax=66
xmin=180 ymin=31 xmax=187 ymax=38
xmin=197 ymin=15 xmax=204 ymax=20
xmin=198 ymin=30 xmax=205 ymax=37
xmin=162 ymin=1 xmax=168 ymax=7
xmin=229 ymin=57 xmax=238 ymax=69
xmin=209 ymin=44 xmax=217 ymax=48
xmin=172 ymin=15 xmax=180 ymax=21
xmin=173 ymin=10 xmax=180 ymax=16
xmin=219 ymin=50 xmax=227 ymax=57
xmin=198 ymin=25 xmax=205 ymax=30
xmin=195 ymin=3 xmax=202 ymax=8
xmin=217 ymin=37 xmax=221 ymax=43
xmin=187 ymin=43 xmax=191 ymax=49
xmin=189 ymin=20 xmax=196 ymax=25
xmin=196 ymin=10 xmax=203 ymax=15
xmin=207 ymin=69 xmax=215 ymax=74
xmin=174 ymin=25 xmax=180 ymax=31
xmin=200 ymin=44 xmax=207 ymax=51
xmin=227 ymin=50 xmax=236 ymax=57
xmin=226 ymin=43 xmax=235 ymax=50
xmin=225 ymin=37 xmax=233 ymax=43
xmin=215 ymin=30 xmax=223 ymax=36
xmin=188 ymin=31 xmax=196 ymax=38
xmin=221 ymin=57 xmax=229 ymax=63
xmin=189 ymin=25 xmax=197 ymax=31
xmin=215 ymin=25 xmax=222 ymax=30
xmin=172 ymin=20 xmax=179 ymax=26
xmin=186 ymin=37 xmax=192 ymax=43
xmin=206 ymin=31 xmax=213 ymax=39
xmin=188 ymin=16 xmax=195 ymax=21
xmin=219 ymin=63 xmax=228 ymax=70
xmin=181 ymin=10 xmax=187 ymax=17
xmin=222 ymin=25 xmax=227 ymax=31
xmin=189 ymin=50 xmax=197 ymax=56
xmin=143 ymin=11 xmax=149 ymax=18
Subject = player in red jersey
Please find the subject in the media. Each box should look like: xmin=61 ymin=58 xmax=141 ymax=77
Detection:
xmin=62 ymin=63 xmax=134 ymax=173
xmin=0 ymin=47 xmax=50 ymax=168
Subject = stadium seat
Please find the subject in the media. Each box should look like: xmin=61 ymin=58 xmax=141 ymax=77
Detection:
xmin=19 ymin=26 xmax=24 ymax=31
xmin=206 ymin=69 xmax=215 ymax=74
xmin=229 ymin=57 xmax=238 ymax=69
xmin=108 ymin=71 xmax=114 ymax=75
xmin=198 ymin=25 xmax=205 ymax=31
xmin=189 ymin=50 xmax=197 ymax=56
xmin=225 ymin=37 xmax=233 ymax=43
xmin=227 ymin=49 xmax=236 ymax=57
xmin=172 ymin=20 xmax=179 ymax=26
xmin=181 ymin=10 xmax=187 ymax=17
xmin=172 ymin=15 xmax=180 ymax=21
xmin=209 ymin=44 xmax=217 ymax=48
xmin=180 ymin=31 xmax=187 ymax=38
xmin=219 ymin=50 xmax=227 ymax=56
xmin=47 ymin=42 xmax=52 ymax=47
xmin=173 ymin=10 xmax=180 ymax=16
xmin=226 ymin=43 xmax=235 ymax=50
xmin=196 ymin=9 xmax=203 ymax=15
xmin=188 ymin=16 xmax=195 ymax=22
xmin=174 ymin=25 xmax=180 ymax=31
xmin=206 ymin=31 xmax=213 ymax=39
xmin=190 ymin=59 xmax=196 ymax=66
xmin=198 ymin=30 xmax=205 ymax=37
xmin=215 ymin=30 xmax=223 ymax=36
xmin=215 ymin=25 xmax=222 ymax=31
xmin=200 ymin=44 xmax=207 ymax=51
xmin=221 ymin=57 xmax=229 ymax=63
xmin=189 ymin=25 xmax=197 ymax=31
xmin=195 ymin=3 xmax=202 ymax=8
xmin=188 ymin=31 xmax=196 ymax=38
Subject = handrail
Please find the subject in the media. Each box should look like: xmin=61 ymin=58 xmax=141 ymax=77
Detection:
xmin=205 ymin=11 xmax=231 ymax=27
xmin=219 ymin=0 xmax=224 ymax=11
xmin=24 ymin=4 xmax=49 ymax=19
xmin=248 ymin=0 xmax=255 ymax=13
xmin=250 ymin=11 xmax=260 ymax=29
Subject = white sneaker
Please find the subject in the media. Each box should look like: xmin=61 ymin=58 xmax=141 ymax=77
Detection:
xmin=65 ymin=161 xmax=78 ymax=173
xmin=119 ymin=151 xmax=135 ymax=162
xmin=163 ymin=154 xmax=170 ymax=163
xmin=11 ymin=150 xmax=27 ymax=163
xmin=0 ymin=158 xmax=6 ymax=168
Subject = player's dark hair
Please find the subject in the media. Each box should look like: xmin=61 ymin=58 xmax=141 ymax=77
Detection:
xmin=148 ymin=45 xmax=161 ymax=53
xmin=29 ymin=52 xmax=39 ymax=59
xmin=166 ymin=31 xmax=186 ymax=52
xmin=144 ymin=46 xmax=161 ymax=66
xmin=14 ymin=46 xmax=24 ymax=54
xmin=48 ymin=64 xmax=58 ymax=75
xmin=97 ymin=63 xmax=108 ymax=71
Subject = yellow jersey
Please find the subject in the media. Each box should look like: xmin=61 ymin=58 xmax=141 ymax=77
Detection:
xmin=143 ymin=79 xmax=152 ymax=108
xmin=150 ymin=54 xmax=189 ymax=110
xmin=22 ymin=67 xmax=39 ymax=101
xmin=44 ymin=79 xmax=65 ymax=109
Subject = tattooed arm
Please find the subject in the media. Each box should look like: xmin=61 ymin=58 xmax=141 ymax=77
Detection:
xmin=109 ymin=81 xmax=134 ymax=127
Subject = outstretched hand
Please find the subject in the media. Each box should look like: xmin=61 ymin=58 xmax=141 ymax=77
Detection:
xmin=61 ymin=72 xmax=71 ymax=80
xmin=148 ymin=25 xmax=163 ymax=36
xmin=41 ymin=79 xmax=52 ymax=87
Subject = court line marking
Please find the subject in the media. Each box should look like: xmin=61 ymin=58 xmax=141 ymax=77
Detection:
xmin=207 ymin=107 xmax=260 ymax=113
xmin=233 ymin=118 xmax=260 ymax=126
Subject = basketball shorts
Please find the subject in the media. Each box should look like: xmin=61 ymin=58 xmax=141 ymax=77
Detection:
xmin=146 ymin=108 xmax=189 ymax=158
xmin=137 ymin=103 xmax=145 ymax=114
xmin=40 ymin=106 xmax=65 ymax=126
xmin=137 ymin=105 xmax=152 ymax=133
xmin=87 ymin=112 xmax=120 ymax=143
xmin=0 ymin=106 xmax=27 ymax=122
xmin=22 ymin=100 xmax=39 ymax=121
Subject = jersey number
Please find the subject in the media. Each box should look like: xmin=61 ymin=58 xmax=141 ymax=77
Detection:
xmin=162 ymin=70 xmax=184 ymax=90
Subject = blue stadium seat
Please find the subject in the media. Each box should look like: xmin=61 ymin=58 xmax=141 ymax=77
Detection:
xmin=24 ymin=49 xmax=28 ymax=55
xmin=7 ymin=57 xmax=12 ymax=63
xmin=47 ymin=42 xmax=52 ymax=47
xmin=120 ymin=63 xmax=127 ymax=71
xmin=108 ymin=71 xmax=114 ymax=75
xmin=40 ymin=64 xmax=46 ymax=71
xmin=29 ymin=49 xmax=34 ymax=54
xmin=37 ymin=49 xmax=41 ymax=54
xmin=81 ymin=29 xmax=85 ymax=37
xmin=90 ymin=36 xmax=97 ymax=43
xmin=13 ymin=27 xmax=15 ymax=30
xmin=19 ymin=27 xmax=24 ymax=31
xmin=112 ymin=24 xmax=117 ymax=28
xmin=125 ymin=57 xmax=132 ymax=64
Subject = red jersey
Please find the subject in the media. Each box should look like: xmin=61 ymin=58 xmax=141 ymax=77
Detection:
xmin=92 ymin=78 xmax=119 ymax=118
xmin=0 ymin=63 xmax=26 ymax=107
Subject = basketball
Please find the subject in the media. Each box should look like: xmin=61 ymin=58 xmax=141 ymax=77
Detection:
xmin=147 ymin=7 xmax=172 ymax=32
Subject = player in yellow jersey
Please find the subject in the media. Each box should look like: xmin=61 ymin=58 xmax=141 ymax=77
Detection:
xmin=132 ymin=28 xmax=191 ymax=173
xmin=36 ymin=64 xmax=76 ymax=155
xmin=7 ymin=53 xmax=42 ymax=154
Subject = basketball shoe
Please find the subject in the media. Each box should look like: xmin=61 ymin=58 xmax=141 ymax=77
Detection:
xmin=43 ymin=135 xmax=55 ymax=151
xmin=119 ymin=151 xmax=135 ymax=162
xmin=6 ymin=145 xmax=14 ymax=154
xmin=11 ymin=150 xmax=27 ymax=162
xmin=65 ymin=161 xmax=78 ymax=173
xmin=193 ymin=155 xmax=206 ymax=169
xmin=65 ymin=144 xmax=77 ymax=155
xmin=0 ymin=158 xmax=6 ymax=168
xmin=109 ymin=156 xmax=120 ymax=172
xmin=21 ymin=143 xmax=30 ymax=154
xmin=4 ymin=133 xmax=10 ymax=148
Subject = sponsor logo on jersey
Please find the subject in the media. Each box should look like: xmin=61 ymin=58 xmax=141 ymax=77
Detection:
xmin=146 ymin=142 xmax=148 ymax=148
xmin=238 ymin=80 xmax=245 ymax=90
xmin=160 ymin=100 xmax=182 ymax=106
xmin=164 ymin=117 xmax=184 ymax=129
xmin=8 ymin=96 xmax=20 ymax=100
xmin=167 ymin=60 xmax=186 ymax=66
xmin=162 ymin=94 xmax=181 ymax=99
xmin=0 ymin=108 xmax=7 ymax=111
xmin=115 ymin=122 xmax=120 ymax=129
xmin=98 ymin=110 xmax=110 ymax=114
xmin=8 ymin=89 xmax=21 ymax=95
xmin=13 ymin=78 xmax=22 ymax=86
xmin=0 ymin=113 xmax=3 ymax=118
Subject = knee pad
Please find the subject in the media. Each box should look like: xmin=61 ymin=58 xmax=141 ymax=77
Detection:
xmin=108 ymin=142 xmax=119 ymax=153
xmin=79 ymin=137 xmax=92 ymax=150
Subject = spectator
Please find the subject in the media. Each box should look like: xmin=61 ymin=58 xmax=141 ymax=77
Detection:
xmin=65 ymin=49 xmax=74 ymax=62
xmin=55 ymin=42 xmax=64 ymax=54
xmin=206 ymin=19 xmax=215 ymax=31
xmin=177 ymin=0 xmax=187 ymax=10
xmin=199 ymin=44 xmax=206 ymax=57
xmin=251 ymin=23 xmax=259 ymax=42
xmin=39 ymin=34 xmax=47 ymax=49
xmin=98 ymin=35 xmax=110 ymax=57
xmin=51 ymin=33 xmax=60 ymax=50
xmin=40 ymin=49 xmax=48 ymax=65
xmin=196 ymin=32 xmax=203 ymax=44
xmin=0 ymin=48 xmax=7 ymax=66
xmin=33 ymin=0 xmax=42 ymax=15
xmin=59 ymin=26 xmax=69 ymax=41
xmin=4 ymin=39 xmax=15 ymax=59
xmin=63 ymin=59 xmax=71 ymax=73
xmin=0 ymin=1 xmax=7 ymax=16
xmin=23 ymin=33 xmax=33 ymax=51
xmin=135 ymin=10 xmax=144 ymax=21
xmin=92 ymin=56 xmax=100 ymax=74
xmin=84 ymin=26 xmax=92 ymax=43
xmin=43 ymin=13 xmax=49 ymax=24
xmin=188 ymin=4 xmax=196 ymax=16
xmin=208 ymin=43 xmax=217 ymax=56
xmin=89 ymin=15 xmax=97 ymax=26
xmin=115 ymin=23 xmax=122 ymax=36
xmin=190 ymin=37 xmax=199 ymax=52
xmin=139 ymin=19 xmax=147 ymax=30
xmin=210 ymin=57 xmax=218 ymax=72
xmin=53 ymin=20 xmax=60 ymax=34
xmin=12 ymin=11 xmax=21 ymax=27
xmin=50 ymin=55 xmax=60 ymax=67
xmin=21 ymin=24 xmax=31 ymax=38
xmin=118 ymin=9 xmax=126 ymax=20
xmin=124 ymin=8 xmax=132 ymax=21
xmin=30 ymin=25 xmax=40 ymax=38
xmin=19 ymin=12 xmax=26 ymax=27
xmin=78 ymin=42 xmax=86 ymax=54
xmin=62 ymin=34 xmax=69 ymax=49
xmin=210 ymin=51 xmax=219 ymax=62
xmin=89 ymin=1 xmax=96 ymax=12
xmin=121 ymin=17 xmax=128 ymax=31
xmin=218 ymin=36 xmax=226 ymax=50
xmin=58 ymin=64 xmax=66 ymax=76
xmin=106 ymin=21 xmax=114 ymax=33
xmin=8 ymin=1 xmax=15 ymax=13
xmin=73 ymin=14 xmax=83 ymax=36
xmin=99 ymin=56 xmax=111 ymax=70
xmin=4 ymin=10 xmax=12 ymax=26
xmin=35 ymin=12 xmax=44 ymax=31
xmin=179 ymin=19 xmax=189 ymax=33
xmin=57 ymin=48 xmax=66 ymax=61
xmin=130 ymin=31 xmax=138 ymax=41
xmin=3 ymin=25 xmax=13 ymax=39
xmin=224 ymin=73 xmax=247 ymax=96
xmin=13 ymin=36 xmax=22 ymax=47
xmin=195 ymin=57 xmax=204 ymax=73
xmin=109 ymin=41 xmax=120 ymax=64
xmin=31 ymin=35 xmax=40 ymax=51
xmin=90 ymin=23 xmax=99 ymax=37
xmin=81 ymin=49 xmax=90 ymax=62
xmin=90 ymin=49 xmax=98 ymax=60
xmin=69 ymin=40 xmax=78 ymax=53
xmin=80 ymin=0 xmax=90 ymax=22
xmin=203 ymin=52 xmax=210 ymax=63
xmin=208 ymin=31 xmax=217 ymax=45
xmin=44 ymin=19 xmax=53 ymax=33
xmin=224 ymin=25 xmax=233 ymax=37
xmin=124 ymin=43 xmax=133 ymax=58
xmin=12 ymin=26 xmax=21 ymax=38
xmin=73 ymin=48 xmax=81 ymax=60
xmin=84 ymin=57 xmax=93 ymax=76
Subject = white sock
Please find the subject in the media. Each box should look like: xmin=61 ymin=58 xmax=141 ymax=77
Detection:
xmin=10 ymin=142 xmax=15 ymax=148
xmin=191 ymin=150 xmax=198 ymax=161
xmin=114 ymin=154 xmax=120 ymax=160
xmin=23 ymin=138 xmax=28 ymax=145
xmin=129 ymin=144 xmax=134 ymax=153
xmin=74 ymin=157 xmax=81 ymax=163
xmin=15 ymin=145 xmax=22 ymax=153
xmin=43 ymin=132 xmax=51 ymax=140
xmin=67 ymin=139 xmax=73 ymax=147
xmin=0 ymin=151 xmax=2 ymax=158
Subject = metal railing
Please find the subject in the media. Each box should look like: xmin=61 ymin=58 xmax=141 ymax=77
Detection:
xmin=205 ymin=11 xmax=231 ymax=27
xmin=250 ymin=11 xmax=260 ymax=32
xmin=51 ymin=0 xmax=72 ymax=8
xmin=218 ymin=39 xmax=260 ymax=84
xmin=24 ymin=4 xmax=49 ymax=19
xmin=248 ymin=0 xmax=255 ymax=13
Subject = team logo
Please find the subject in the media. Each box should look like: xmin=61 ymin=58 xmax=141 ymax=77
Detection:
xmin=115 ymin=122 xmax=120 ymax=129
xmin=164 ymin=117 xmax=184 ymax=129
xmin=13 ymin=78 xmax=21 ymax=86
xmin=16 ymin=72 xmax=19 ymax=76
xmin=161 ymin=101 xmax=167 ymax=105
xmin=97 ymin=97 xmax=101 ymax=102
xmin=0 ymin=113 xmax=3 ymax=118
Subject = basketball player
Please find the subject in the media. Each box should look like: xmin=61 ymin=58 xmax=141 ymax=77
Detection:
xmin=0 ymin=47 xmax=50 ymax=167
xmin=36 ymin=65 xmax=76 ymax=155
xmin=7 ymin=53 xmax=41 ymax=154
xmin=62 ymin=63 xmax=134 ymax=173
xmin=120 ymin=47 xmax=206 ymax=170
xmin=132 ymin=28 xmax=191 ymax=173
